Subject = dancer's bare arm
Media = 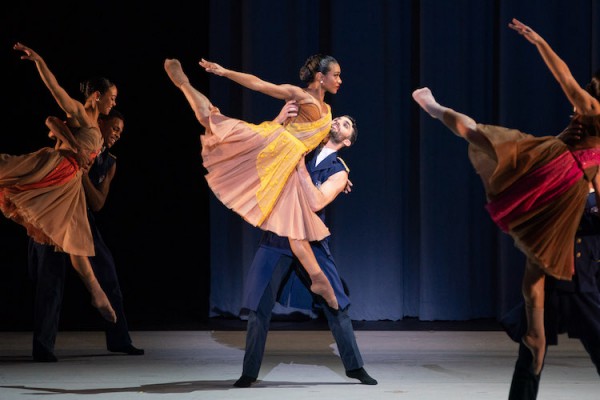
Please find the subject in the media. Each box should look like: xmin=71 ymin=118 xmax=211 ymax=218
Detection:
xmin=200 ymin=58 xmax=310 ymax=102
xmin=509 ymin=19 xmax=600 ymax=116
xmin=45 ymin=116 xmax=91 ymax=171
xmin=296 ymin=155 xmax=348 ymax=212
xmin=14 ymin=42 xmax=92 ymax=126
xmin=45 ymin=116 xmax=81 ymax=152
xmin=83 ymin=164 xmax=115 ymax=212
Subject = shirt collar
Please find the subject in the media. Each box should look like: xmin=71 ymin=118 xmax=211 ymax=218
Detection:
xmin=315 ymin=147 xmax=336 ymax=166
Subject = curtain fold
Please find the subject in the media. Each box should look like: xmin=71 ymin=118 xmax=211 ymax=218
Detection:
xmin=207 ymin=0 xmax=599 ymax=321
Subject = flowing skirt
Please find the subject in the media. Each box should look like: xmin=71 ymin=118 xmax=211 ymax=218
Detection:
xmin=200 ymin=107 xmax=332 ymax=241
xmin=0 ymin=147 xmax=93 ymax=256
xmin=468 ymin=124 xmax=594 ymax=280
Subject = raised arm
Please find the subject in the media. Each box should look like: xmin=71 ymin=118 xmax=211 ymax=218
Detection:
xmin=199 ymin=58 xmax=311 ymax=102
xmin=14 ymin=42 xmax=91 ymax=126
xmin=509 ymin=18 xmax=600 ymax=116
xmin=296 ymin=154 xmax=348 ymax=212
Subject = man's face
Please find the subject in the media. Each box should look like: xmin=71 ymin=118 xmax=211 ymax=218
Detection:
xmin=329 ymin=116 xmax=353 ymax=144
xmin=99 ymin=117 xmax=124 ymax=149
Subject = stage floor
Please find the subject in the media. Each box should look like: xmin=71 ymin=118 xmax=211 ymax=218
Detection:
xmin=0 ymin=330 xmax=598 ymax=400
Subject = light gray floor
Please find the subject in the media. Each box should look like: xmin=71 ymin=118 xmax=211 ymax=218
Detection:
xmin=0 ymin=330 xmax=598 ymax=399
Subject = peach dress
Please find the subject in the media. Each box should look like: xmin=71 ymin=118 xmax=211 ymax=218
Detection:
xmin=468 ymin=121 xmax=600 ymax=280
xmin=201 ymin=101 xmax=332 ymax=241
xmin=0 ymin=125 xmax=103 ymax=256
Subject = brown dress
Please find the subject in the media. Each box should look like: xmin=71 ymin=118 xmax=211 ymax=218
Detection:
xmin=201 ymin=101 xmax=332 ymax=241
xmin=0 ymin=125 xmax=103 ymax=256
xmin=468 ymin=122 xmax=600 ymax=280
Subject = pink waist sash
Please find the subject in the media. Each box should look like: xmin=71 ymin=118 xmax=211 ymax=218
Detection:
xmin=485 ymin=151 xmax=583 ymax=232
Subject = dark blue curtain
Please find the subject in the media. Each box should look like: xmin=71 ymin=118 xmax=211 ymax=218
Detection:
xmin=207 ymin=0 xmax=600 ymax=321
xmin=1 ymin=1 xmax=599 ymax=327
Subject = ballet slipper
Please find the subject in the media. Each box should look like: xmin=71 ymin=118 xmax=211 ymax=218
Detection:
xmin=164 ymin=59 xmax=190 ymax=88
xmin=412 ymin=87 xmax=446 ymax=119
xmin=310 ymin=271 xmax=339 ymax=310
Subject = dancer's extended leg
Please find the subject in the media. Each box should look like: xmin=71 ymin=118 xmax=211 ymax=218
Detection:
xmin=522 ymin=260 xmax=546 ymax=376
xmin=414 ymin=87 xmax=547 ymax=371
xmin=289 ymin=239 xmax=338 ymax=310
xmin=412 ymin=87 xmax=493 ymax=151
xmin=164 ymin=58 xmax=212 ymax=127
xmin=70 ymin=255 xmax=117 ymax=323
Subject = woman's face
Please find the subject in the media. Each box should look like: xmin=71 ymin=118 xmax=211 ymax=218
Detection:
xmin=321 ymin=62 xmax=342 ymax=95
xmin=98 ymin=85 xmax=118 ymax=115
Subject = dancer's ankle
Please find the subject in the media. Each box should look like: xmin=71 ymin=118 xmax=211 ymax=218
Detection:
xmin=522 ymin=334 xmax=545 ymax=376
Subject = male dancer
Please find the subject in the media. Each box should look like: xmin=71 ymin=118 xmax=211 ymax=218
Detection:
xmin=234 ymin=105 xmax=376 ymax=387
xmin=28 ymin=109 xmax=143 ymax=362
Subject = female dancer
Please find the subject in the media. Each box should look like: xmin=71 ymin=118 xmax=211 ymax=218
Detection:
xmin=164 ymin=55 xmax=342 ymax=309
xmin=2 ymin=43 xmax=118 ymax=323
xmin=412 ymin=18 xmax=600 ymax=375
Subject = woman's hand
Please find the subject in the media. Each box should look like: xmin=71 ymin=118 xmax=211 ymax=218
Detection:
xmin=508 ymin=18 xmax=541 ymax=45
xmin=13 ymin=42 xmax=41 ymax=62
xmin=199 ymin=58 xmax=227 ymax=76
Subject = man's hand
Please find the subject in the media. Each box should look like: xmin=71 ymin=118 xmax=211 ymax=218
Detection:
xmin=273 ymin=100 xmax=298 ymax=124
xmin=557 ymin=122 xmax=584 ymax=146
xmin=343 ymin=179 xmax=353 ymax=194
xmin=60 ymin=149 xmax=91 ymax=173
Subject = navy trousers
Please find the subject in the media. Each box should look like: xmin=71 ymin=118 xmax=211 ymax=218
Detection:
xmin=241 ymin=253 xmax=363 ymax=379
xmin=28 ymin=210 xmax=132 ymax=355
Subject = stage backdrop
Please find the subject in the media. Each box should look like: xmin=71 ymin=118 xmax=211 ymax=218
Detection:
xmin=1 ymin=1 xmax=598 ymax=329
xmin=204 ymin=0 xmax=600 ymax=321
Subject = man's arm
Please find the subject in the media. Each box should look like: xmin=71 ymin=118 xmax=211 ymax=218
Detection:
xmin=296 ymin=154 xmax=348 ymax=212
xmin=83 ymin=163 xmax=116 ymax=212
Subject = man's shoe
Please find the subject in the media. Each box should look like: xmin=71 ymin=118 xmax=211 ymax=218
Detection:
xmin=346 ymin=367 xmax=378 ymax=385
xmin=108 ymin=344 xmax=145 ymax=355
xmin=33 ymin=350 xmax=58 ymax=363
xmin=233 ymin=375 xmax=256 ymax=388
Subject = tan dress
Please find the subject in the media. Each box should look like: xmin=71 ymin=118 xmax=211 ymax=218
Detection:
xmin=0 ymin=125 xmax=103 ymax=256
xmin=469 ymin=123 xmax=600 ymax=280
xmin=201 ymin=101 xmax=332 ymax=241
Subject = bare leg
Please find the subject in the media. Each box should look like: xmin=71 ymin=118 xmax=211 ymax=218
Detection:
xmin=521 ymin=259 xmax=546 ymax=376
xmin=69 ymin=255 xmax=117 ymax=323
xmin=412 ymin=87 xmax=493 ymax=151
xmin=289 ymin=239 xmax=338 ymax=310
xmin=164 ymin=58 xmax=213 ymax=127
